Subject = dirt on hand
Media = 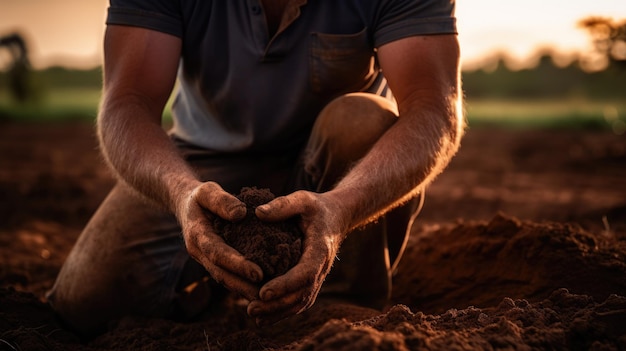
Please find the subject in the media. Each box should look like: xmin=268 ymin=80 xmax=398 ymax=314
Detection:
xmin=213 ymin=187 xmax=303 ymax=281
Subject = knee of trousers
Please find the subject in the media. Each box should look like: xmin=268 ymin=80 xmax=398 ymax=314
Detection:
xmin=302 ymin=93 xmax=398 ymax=189
xmin=312 ymin=92 xmax=398 ymax=160
xmin=46 ymin=272 xmax=124 ymax=336
xmin=47 ymin=265 xmax=181 ymax=337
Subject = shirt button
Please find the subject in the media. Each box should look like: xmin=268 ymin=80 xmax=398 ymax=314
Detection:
xmin=251 ymin=5 xmax=262 ymax=15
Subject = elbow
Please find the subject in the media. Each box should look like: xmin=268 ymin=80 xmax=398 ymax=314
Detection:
xmin=447 ymin=91 xmax=466 ymax=158
xmin=419 ymin=91 xmax=465 ymax=188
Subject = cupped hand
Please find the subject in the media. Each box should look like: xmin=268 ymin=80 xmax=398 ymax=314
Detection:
xmin=177 ymin=181 xmax=264 ymax=301
xmin=247 ymin=190 xmax=348 ymax=325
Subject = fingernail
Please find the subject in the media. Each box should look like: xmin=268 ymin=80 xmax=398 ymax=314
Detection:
xmin=233 ymin=203 xmax=246 ymax=213
xmin=229 ymin=204 xmax=246 ymax=220
xmin=249 ymin=269 xmax=260 ymax=283
xmin=263 ymin=289 xmax=275 ymax=300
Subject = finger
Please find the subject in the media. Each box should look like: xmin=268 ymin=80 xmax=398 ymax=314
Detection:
xmin=189 ymin=232 xmax=264 ymax=283
xmin=258 ymin=232 xmax=332 ymax=301
xmin=196 ymin=182 xmax=246 ymax=221
xmin=191 ymin=254 xmax=260 ymax=300
xmin=255 ymin=191 xmax=310 ymax=222
xmin=247 ymin=291 xmax=304 ymax=323
xmin=204 ymin=261 xmax=260 ymax=301
xmin=208 ymin=241 xmax=264 ymax=283
xmin=249 ymin=300 xmax=299 ymax=326
xmin=258 ymin=262 xmax=312 ymax=301
xmin=248 ymin=284 xmax=321 ymax=325
xmin=250 ymin=287 xmax=317 ymax=316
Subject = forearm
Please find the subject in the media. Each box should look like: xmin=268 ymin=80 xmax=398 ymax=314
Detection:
xmin=97 ymin=94 xmax=200 ymax=214
xmin=326 ymin=93 xmax=464 ymax=231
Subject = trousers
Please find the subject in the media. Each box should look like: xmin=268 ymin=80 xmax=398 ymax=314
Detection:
xmin=47 ymin=93 xmax=423 ymax=335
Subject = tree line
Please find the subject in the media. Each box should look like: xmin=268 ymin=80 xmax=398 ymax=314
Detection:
xmin=1 ymin=17 xmax=625 ymax=102
xmin=463 ymin=53 xmax=625 ymax=99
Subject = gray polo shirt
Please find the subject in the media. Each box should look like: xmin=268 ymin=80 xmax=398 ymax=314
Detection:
xmin=107 ymin=0 xmax=456 ymax=154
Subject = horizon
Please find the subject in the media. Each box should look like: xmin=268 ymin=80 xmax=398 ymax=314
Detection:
xmin=1 ymin=1 xmax=625 ymax=70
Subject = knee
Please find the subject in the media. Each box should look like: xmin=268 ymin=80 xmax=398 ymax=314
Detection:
xmin=46 ymin=253 xmax=208 ymax=337
xmin=316 ymin=93 xmax=398 ymax=140
xmin=46 ymin=258 xmax=151 ymax=337
xmin=313 ymin=93 xmax=398 ymax=158
xmin=46 ymin=280 xmax=113 ymax=337
xmin=301 ymin=94 xmax=399 ymax=190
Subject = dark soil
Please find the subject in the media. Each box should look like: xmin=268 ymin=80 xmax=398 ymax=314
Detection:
xmin=1 ymin=122 xmax=625 ymax=350
xmin=213 ymin=186 xmax=303 ymax=281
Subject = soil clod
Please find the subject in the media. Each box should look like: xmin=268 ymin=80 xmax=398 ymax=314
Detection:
xmin=213 ymin=187 xmax=303 ymax=281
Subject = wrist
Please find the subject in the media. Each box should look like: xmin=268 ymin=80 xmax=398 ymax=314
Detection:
xmin=319 ymin=189 xmax=358 ymax=236
xmin=170 ymin=177 xmax=202 ymax=218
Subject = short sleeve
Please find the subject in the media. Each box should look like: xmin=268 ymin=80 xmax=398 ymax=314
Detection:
xmin=374 ymin=0 xmax=457 ymax=47
xmin=106 ymin=0 xmax=183 ymax=38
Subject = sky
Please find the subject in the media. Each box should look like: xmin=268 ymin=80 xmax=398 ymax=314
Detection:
xmin=1 ymin=0 xmax=625 ymax=70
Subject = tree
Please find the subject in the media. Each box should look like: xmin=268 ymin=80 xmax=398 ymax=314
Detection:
xmin=0 ymin=32 xmax=34 ymax=103
xmin=578 ymin=17 xmax=626 ymax=71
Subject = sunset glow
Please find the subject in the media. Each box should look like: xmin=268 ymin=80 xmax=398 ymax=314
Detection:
xmin=1 ymin=0 xmax=625 ymax=70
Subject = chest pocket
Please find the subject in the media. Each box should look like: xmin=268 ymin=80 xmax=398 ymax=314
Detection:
xmin=309 ymin=28 xmax=375 ymax=95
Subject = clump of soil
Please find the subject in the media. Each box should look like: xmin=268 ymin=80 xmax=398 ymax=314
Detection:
xmin=213 ymin=187 xmax=303 ymax=281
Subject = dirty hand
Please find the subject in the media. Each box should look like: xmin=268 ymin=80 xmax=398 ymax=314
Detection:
xmin=247 ymin=190 xmax=348 ymax=325
xmin=177 ymin=181 xmax=263 ymax=300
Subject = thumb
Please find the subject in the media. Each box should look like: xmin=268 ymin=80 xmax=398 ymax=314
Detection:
xmin=196 ymin=182 xmax=246 ymax=221
xmin=255 ymin=194 xmax=301 ymax=222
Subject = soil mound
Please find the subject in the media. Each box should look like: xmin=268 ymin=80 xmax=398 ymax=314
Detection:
xmin=2 ymin=214 xmax=625 ymax=350
xmin=298 ymin=290 xmax=626 ymax=351
xmin=213 ymin=187 xmax=303 ymax=281
xmin=393 ymin=214 xmax=626 ymax=314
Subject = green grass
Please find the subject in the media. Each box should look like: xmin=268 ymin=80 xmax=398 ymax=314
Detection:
xmin=0 ymin=88 xmax=101 ymax=122
xmin=465 ymin=98 xmax=626 ymax=132
xmin=0 ymin=87 xmax=174 ymax=123
xmin=2 ymin=89 xmax=625 ymax=133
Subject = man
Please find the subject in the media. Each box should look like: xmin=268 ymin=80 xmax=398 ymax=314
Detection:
xmin=48 ymin=0 xmax=464 ymax=335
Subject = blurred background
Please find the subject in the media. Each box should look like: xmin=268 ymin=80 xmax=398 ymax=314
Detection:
xmin=0 ymin=0 xmax=625 ymax=132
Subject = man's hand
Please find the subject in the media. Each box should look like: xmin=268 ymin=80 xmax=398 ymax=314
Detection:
xmin=177 ymin=181 xmax=264 ymax=301
xmin=246 ymin=190 xmax=347 ymax=325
